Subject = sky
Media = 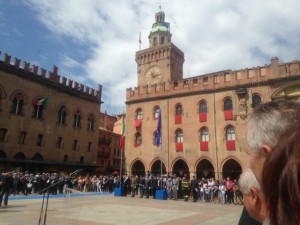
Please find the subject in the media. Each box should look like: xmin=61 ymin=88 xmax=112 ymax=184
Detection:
xmin=1 ymin=0 xmax=300 ymax=115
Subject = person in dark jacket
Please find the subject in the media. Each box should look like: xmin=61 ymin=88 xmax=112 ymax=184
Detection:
xmin=0 ymin=172 xmax=13 ymax=207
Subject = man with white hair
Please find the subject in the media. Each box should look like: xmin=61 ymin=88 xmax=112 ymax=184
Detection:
xmin=246 ymin=99 xmax=300 ymax=184
xmin=239 ymin=169 xmax=268 ymax=224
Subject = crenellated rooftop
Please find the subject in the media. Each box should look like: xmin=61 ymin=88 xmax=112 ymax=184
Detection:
xmin=0 ymin=52 xmax=102 ymax=103
xmin=126 ymin=57 xmax=300 ymax=103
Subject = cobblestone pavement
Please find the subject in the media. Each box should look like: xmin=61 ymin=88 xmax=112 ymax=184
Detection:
xmin=0 ymin=193 xmax=243 ymax=225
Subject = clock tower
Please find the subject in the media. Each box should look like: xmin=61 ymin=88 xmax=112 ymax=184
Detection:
xmin=136 ymin=7 xmax=184 ymax=86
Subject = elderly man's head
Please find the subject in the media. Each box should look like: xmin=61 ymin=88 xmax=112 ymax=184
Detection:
xmin=239 ymin=169 xmax=268 ymax=223
xmin=246 ymin=99 xmax=300 ymax=183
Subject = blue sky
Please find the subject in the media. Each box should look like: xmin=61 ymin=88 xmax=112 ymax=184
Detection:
xmin=1 ymin=0 xmax=300 ymax=114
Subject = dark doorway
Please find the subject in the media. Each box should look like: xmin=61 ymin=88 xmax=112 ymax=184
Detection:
xmin=131 ymin=160 xmax=145 ymax=176
xmin=151 ymin=159 xmax=166 ymax=175
xmin=172 ymin=159 xmax=189 ymax=178
xmin=222 ymin=158 xmax=242 ymax=180
xmin=196 ymin=159 xmax=215 ymax=179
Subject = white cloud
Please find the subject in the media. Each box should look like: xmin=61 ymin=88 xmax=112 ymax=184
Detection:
xmin=24 ymin=0 xmax=300 ymax=114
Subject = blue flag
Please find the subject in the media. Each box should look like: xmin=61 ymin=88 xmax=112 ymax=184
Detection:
xmin=155 ymin=109 xmax=161 ymax=147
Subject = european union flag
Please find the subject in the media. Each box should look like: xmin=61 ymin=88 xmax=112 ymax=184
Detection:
xmin=155 ymin=109 xmax=161 ymax=147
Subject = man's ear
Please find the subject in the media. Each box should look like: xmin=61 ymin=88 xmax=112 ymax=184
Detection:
xmin=250 ymin=187 xmax=259 ymax=202
xmin=261 ymin=144 xmax=272 ymax=154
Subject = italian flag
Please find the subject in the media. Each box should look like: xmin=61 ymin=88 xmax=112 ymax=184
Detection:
xmin=34 ymin=97 xmax=48 ymax=107
xmin=119 ymin=115 xmax=125 ymax=150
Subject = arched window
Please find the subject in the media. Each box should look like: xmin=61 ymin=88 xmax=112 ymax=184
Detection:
xmin=36 ymin=134 xmax=43 ymax=146
xmin=32 ymin=97 xmax=47 ymax=119
xmin=175 ymin=104 xmax=183 ymax=115
xmin=199 ymin=101 xmax=207 ymax=113
xmin=199 ymin=100 xmax=207 ymax=122
xmin=0 ymin=128 xmax=8 ymax=142
xmin=199 ymin=127 xmax=209 ymax=151
xmin=136 ymin=108 xmax=143 ymax=120
xmin=226 ymin=126 xmax=235 ymax=140
xmin=18 ymin=131 xmax=27 ymax=144
xmin=135 ymin=108 xmax=142 ymax=128
xmin=252 ymin=94 xmax=262 ymax=108
xmin=200 ymin=127 xmax=209 ymax=141
xmin=160 ymin=36 xmax=165 ymax=44
xmin=175 ymin=104 xmax=183 ymax=124
xmin=153 ymin=37 xmax=158 ymax=46
xmin=57 ymin=105 xmax=66 ymax=125
xmin=224 ymin=98 xmax=233 ymax=120
xmin=134 ymin=132 xmax=142 ymax=147
xmin=73 ymin=110 xmax=81 ymax=128
xmin=87 ymin=114 xmax=95 ymax=131
xmin=72 ymin=140 xmax=78 ymax=150
xmin=56 ymin=137 xmax=63 ymax=148
xmin=175 ymin=129 xmax=183 ymax=152
xmin=11 ymin=93 xmax=24 ymax=115
xmin=153 ymin=106 xmax=160 ymax=119
xmin=226 ymin=125 xmax=235 ymax=150
xmin=224 ymin=98 xmax=233 ymax=110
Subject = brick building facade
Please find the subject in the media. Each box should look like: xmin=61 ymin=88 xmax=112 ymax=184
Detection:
xmin=97 ymin=112 xmax=123 ymax=175
xmin=0 ymin=53 xmax=102 ymax=174
xmin=124 ymin=8 xmax=300 ymax=179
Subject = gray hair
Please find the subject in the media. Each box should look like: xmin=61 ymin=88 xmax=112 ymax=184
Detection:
xmin=247 ymin=99 xmax=300 ymax=155
xmin=239 ymin=169 xmax=260 ymax=195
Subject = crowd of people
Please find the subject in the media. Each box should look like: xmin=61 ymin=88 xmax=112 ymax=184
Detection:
xmin=0 ymin=169 xmax=244 ymax=207
xmin=0 ymin=171 xmax=120 ymax=206
xmin=120 ymin=173 xmax=243 ymax=205
xmin=1 ymin=99 xmax=300 ymax=225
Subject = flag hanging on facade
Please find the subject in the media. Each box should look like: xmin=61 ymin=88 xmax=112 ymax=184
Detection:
xmin=155 ymin=109 xmax=161 ymax=147
xmin=119 ymin=115 xmax=125 ymax=150
xmin=33 ymin=97 xmax=48 ymax=107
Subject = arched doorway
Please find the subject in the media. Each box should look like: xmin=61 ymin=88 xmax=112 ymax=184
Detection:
xmin=172 ymin=159 xmax=189 ymax=178
xmin=32 ymin=153 xmax=43 ymax=161
xmin=196 ymin=158 xmax=215 ymax=179
xmin=0 ymin=150 xmax=6 ymax=159
xmin=222 ymin=158 xmax=242 ymax=180
xmin=150 ymin=159 xmax=166 ymax=175
xmin=14 ymin=152 xmax=25 ymax=159
xmin=131 ymin=160 xmax=145 ymax=176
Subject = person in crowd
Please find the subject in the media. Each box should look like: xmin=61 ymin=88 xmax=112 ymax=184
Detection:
xmin=181 ymin=174 xmax=190 ymax=201
xmin=130 ymin=175 xmax=137 ymax=197
xmin=225 ymin=177 xmax=233 ymax=204
xmin=139 ymin=175 xmax=145 ymax=198
xmin=190 ymin=175 xmax=198 ymax=202
xmin=0 ymin=172 xmax=13 ymax=207
xmin=246 ymin=99 xmax=300 ymax=184
xmin=172 ymin=174 xmax=179 ymax=200
xmin=198 ymin=178 xmax=204 ymax=201
xmin=212 ymin=184 xmax=219 ymax=204
xmin=239 ymin=169 xmax=268 ymax=224
xmin=218 ymin=181 xmax=226 ymax=204
xmin=262 ymin=120 xmax=300 ymax=225
xmin=11 ymin=172 xmax=19 ymax=196
xmin=165 ymin=176 xmax=173 ymax=199
xmin=123 ymin=174 xmax=130 ymax=196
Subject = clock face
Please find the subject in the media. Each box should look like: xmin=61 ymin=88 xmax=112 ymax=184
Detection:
xmin=145 ymin=66 xmax=163 ymax=85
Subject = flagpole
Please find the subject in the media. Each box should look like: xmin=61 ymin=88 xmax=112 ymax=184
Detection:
xmin=120 ymin=147 xmax=122 ymax=186
xmin=160 ymin=141 xmax=162 ymax=190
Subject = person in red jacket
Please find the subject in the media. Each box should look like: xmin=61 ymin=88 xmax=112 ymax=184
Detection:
xmin=225 ymin=177 xmax=233 ymax=204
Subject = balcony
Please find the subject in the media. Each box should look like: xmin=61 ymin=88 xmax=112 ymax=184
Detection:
xmin=98 ymin=137 xmax=112 ymax=145
xmin=97 ymin=150 xmax=111 ymax=158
